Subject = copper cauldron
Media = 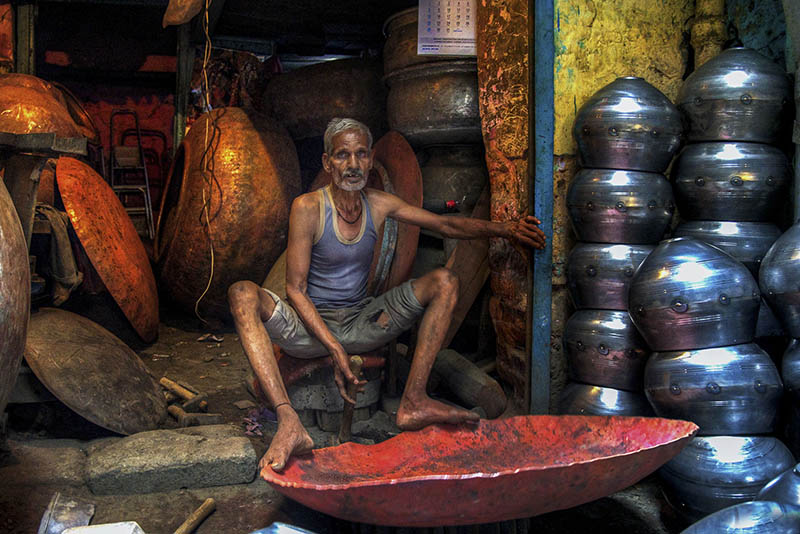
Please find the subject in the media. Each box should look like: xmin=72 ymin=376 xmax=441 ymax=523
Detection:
xmin=0 ymin=73 xmax=94 ymax=139
xmin=0 ymin=180 xmax=30 ymax=416
xmin=155 ymin=107 xmax=301 ymax=319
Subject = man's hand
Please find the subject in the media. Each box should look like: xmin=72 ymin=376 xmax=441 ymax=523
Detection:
xmin=332 ymin=353 xmax=367 ymax=404
xmin=508 ymin=215 xmax=547 ymax=251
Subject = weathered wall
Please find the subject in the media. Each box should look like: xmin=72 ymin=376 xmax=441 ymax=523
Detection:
xmin=728 ymin=0 xmax=787 ymax=67
xmin=477 ymin=0 xmax=531 ymax=410
xmin=551 ymin=0 xmax=694 ymax=408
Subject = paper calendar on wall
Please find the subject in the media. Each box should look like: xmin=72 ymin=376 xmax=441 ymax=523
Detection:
xmin=417 ymin=0 xmax=477 ymax=56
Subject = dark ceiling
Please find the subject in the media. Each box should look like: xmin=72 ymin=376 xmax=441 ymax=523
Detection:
xmin=37 ymin=0 xmax=418 ymax=69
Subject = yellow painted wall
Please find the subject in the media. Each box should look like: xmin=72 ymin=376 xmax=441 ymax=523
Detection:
xmin=553 ymin=0 xmax=694 ymax=155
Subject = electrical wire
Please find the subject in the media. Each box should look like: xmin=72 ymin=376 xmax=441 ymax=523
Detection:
xmin=193 ymin=0 xmax=220 ymax=324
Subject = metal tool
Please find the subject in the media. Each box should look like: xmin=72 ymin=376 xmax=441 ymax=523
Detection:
xmin=336 ymin=355 xmax=363 ymax=445
xmin=160 ymin=377 xmax=208 ymax=412
xmin=167 ymin=405 xmax=222 ymax=427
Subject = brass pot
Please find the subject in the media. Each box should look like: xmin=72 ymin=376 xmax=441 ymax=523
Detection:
xmin=385 ymin=60 xmax=481 ymax=147
xmin=263 ymin=58 xmax=387 ymax=140
xmin=0 ymin=180 xmax=30 ymax=416
xmin=155 ymin=107 xmax=301 ymax=318
xmin=383 ymin=7 xmax=454 ymax=74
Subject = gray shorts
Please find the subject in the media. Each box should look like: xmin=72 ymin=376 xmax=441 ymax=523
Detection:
xmin=262 ymin=280 xmax=425 ymax=358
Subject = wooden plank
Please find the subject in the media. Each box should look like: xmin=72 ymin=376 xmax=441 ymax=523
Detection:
xmin=14 ymin=2 xmax=35 ymax=75
xmin=173 ymin=23 xmax=194 ymax=153
xmin=443 ymin=186 xmax=490 ymax=347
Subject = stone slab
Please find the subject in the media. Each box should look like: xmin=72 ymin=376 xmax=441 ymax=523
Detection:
xmin=86 ymin=427 xmax=256 ymax=495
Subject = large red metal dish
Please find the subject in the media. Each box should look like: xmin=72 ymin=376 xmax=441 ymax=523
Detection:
xmin=262 ymin=415 xmax=698 ymax=527
xmin=56 ymin=157 xmax=158 ymax=342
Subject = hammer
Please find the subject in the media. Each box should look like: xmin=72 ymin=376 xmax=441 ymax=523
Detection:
xmin=167 ymin=405 xmax=223 ymax=427
xmin=160 ymin=377 xmax=208 ymax=412
xmin=336 ymin=355 xmax=363 ymax=445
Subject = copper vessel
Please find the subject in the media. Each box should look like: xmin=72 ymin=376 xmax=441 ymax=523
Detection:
xmin=0 ymin=73 xmax=88 ymax=138
xmin=0 ymin=180 xmax=30 ymax=418
xmin=56 ymin=157 xmax=158 ymax=342
xmin=155 ymin=107 xmax=301 ymax=319
xmin=262 ymin=58 xmax=387 ymax=141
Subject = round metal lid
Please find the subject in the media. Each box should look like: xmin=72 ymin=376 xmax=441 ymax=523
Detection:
xmin=56 ymin=156 xmax=158 ymax=342
xmin=24 ymin=308 xmax=166 ymax=435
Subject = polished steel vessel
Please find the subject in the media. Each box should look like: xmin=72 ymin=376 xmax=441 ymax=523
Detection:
xmin=681 ymin=501 xmax=800 ymax=534
xmin=674 ymin=221 xmax=782 ymax=275
xmin=760 ymin=224 xmax=800 ymax=337
xmin=628 ymin=237 xmax=760 ymax=351
xmin=677 ymin=47 xmax=792 ymax=143
xmin=566 ymin=169 xmax=674 ymax=244
xmin=659 ymin=436 xmax=795 ymax=523
xmin=672 ymin=142 xmax=791 ymax=222
xmin=573 ymin=77 xmax=683 ymax=173
xmin=644 ymin=343 xmax=783 ymax=435
xmin=557 ymin=382 xmax=654 ymax=417
xmin=385 ymin=60 xmax=481 ymax=147
xmin=758 ymin=463 xmax=800 ymax=506
xmin=563 ymin=310 xmax=649 ymax=391
xmin=782 ymin=339 xmax=800 ymax=401
xmin=567 ymin=243 xmax=654 ymax=311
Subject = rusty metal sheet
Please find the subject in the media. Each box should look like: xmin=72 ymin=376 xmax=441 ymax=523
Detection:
xmin=372 ymin=131 xmax=422 ymax=291
xmin=0 ymin=74 xmax=82 ymax=138
xmin=262 ymin=415 xmax=698 ymax=527
xmin=56 ymin=157 xmax=158 ymax=342
xmin=24 ymin=308 xmax=167 ymax=435
xmin=0 ymin=180 xmax=30 ymax=417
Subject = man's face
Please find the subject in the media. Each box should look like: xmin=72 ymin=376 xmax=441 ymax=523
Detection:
xmin=322 ymin=129 xmax=373 ymax=192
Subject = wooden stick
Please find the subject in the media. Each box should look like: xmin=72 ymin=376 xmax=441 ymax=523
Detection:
xmin=337 ymin=355 xmax=364 ymax=444
xmin=173 ymin=498 xmax=216 ymax=534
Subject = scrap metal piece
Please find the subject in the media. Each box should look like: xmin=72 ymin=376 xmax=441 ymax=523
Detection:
xmin=262 ymin=415 xmax=698 ymax=527
xmin=24 ymin=308 xmax=167 ymax=435
xmin=56 ymin=156 xmax=158 ymax=342
xmin=0 ymin=179 xmax=30 ymax=418
xmin=37 ymin=491 xmax=95 ymax=534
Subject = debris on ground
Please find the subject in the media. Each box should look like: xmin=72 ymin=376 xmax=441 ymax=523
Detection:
xmin=197 ymin=333 xmax=224 ymax=343
xmin=234 ymin=400 xmax=256 ymax=410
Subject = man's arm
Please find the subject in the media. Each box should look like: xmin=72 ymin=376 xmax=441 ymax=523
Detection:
xmin=284 ymin=194 xmax=365 ymax=401
xmin=368 ymin=189 xmax=546 ymax=250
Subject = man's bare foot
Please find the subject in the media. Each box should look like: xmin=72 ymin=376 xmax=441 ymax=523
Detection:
xmin=260 ymin=409 xmax=314 ymax=472
xmin=395 ymin=395 xmax=480 ymax=431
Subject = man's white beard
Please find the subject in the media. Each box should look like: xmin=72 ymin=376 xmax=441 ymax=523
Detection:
xmin=337 ymin=174 xmax=367 ymax=191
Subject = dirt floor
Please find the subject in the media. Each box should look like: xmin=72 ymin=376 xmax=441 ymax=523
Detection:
xmin=0 ymin=299 xmax=688 ymax=534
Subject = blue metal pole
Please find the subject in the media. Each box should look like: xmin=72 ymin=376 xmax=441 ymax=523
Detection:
xmin=530 ymin=0 xmax=555 ymax=414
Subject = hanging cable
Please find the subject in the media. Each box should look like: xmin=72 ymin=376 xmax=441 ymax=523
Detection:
xmin=193 ymin=0 xmax=220 ymax=324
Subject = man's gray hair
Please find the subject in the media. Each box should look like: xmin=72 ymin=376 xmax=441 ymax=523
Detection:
xmin=323 ymin=118 xmax=373 ymax=155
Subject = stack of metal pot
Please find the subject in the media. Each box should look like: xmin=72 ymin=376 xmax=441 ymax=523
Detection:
xmin=640 ymin=47 xmax=794 ymax=524
xmin=559 ymin=77 xmax=681 ymax=416
xmin=383 ymin=7 xmax=487 ymax=222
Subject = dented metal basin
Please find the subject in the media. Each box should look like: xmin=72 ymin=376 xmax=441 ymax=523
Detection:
xmin=262 ymin=415 xmax=697 ymax=527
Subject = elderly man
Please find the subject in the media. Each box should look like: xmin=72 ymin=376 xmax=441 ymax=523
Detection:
xmin=229 ymin=118 xmax=546 ymax=471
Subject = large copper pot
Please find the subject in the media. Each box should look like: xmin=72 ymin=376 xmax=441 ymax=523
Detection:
xmin=155 ymin=107 xmax=301 ymax=319
xmin=0 ymin=73 xmax=93 ymax=138
xmin=385 ymin=60 xmax=481 ymax=147
xmin=0 ymin=180 xmax=30 ymax=418
xmin=262 ymin=58 xmax=387 ymax=141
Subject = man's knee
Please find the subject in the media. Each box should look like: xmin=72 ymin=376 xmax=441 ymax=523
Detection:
xmin=228 ymin=281 xmax=260 ymax=317
xmin=434 ymin=267 xmax=459 ymax=295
